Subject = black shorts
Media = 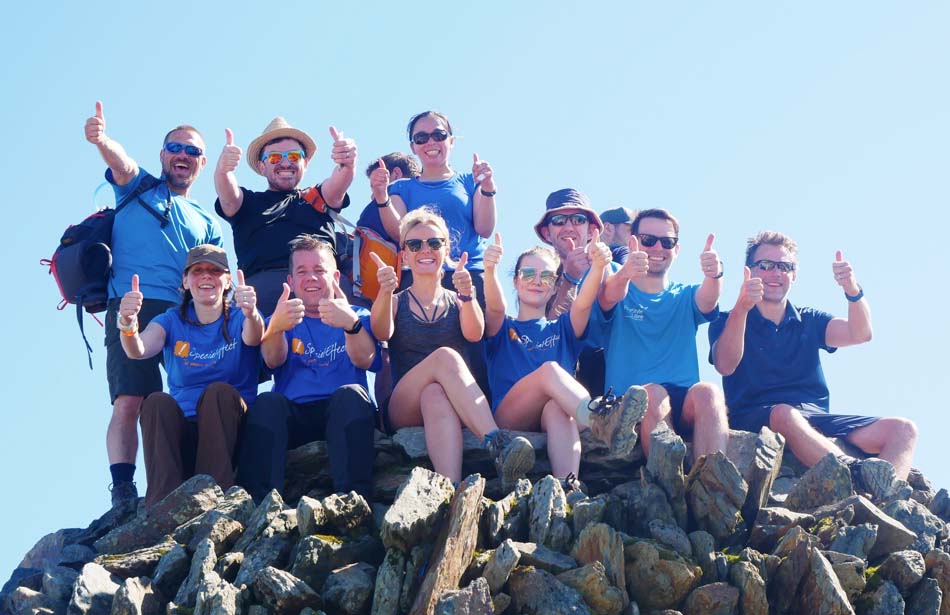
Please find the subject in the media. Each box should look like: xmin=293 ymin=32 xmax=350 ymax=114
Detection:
xmin=657 ymin=383 xmax=691 ymax=436
xmin=728 ymin=402 xmax=879 ymax=438
xmin=105 ymin=298 xmax=175 ymax=403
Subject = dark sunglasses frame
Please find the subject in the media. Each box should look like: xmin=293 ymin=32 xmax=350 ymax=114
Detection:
xmin=752 ymin=259 xmax=797 ymax=273
xmin=404 ymin=237 xmax=446 ymax=252
xmin=637 ymin=234 xmax=679 ymax=249
xmin=411 ymin=129 xmax=450 ymax=145
xmin=164 ymin=142 xmax=204 ymax=157
xmin=261 ymin=150 xmax=305 ymax=164
xmin=547 ymin=213 xmax=590 ymax=226
xmin=517 ymin=267 xmax=558 ymax=285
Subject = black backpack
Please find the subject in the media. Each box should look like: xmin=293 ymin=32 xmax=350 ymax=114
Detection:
xmin=42 ymin=174 xmax=165 ymax=368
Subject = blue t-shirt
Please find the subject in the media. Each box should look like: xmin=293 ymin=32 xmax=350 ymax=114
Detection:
xmin=590 ymin=281 xmax=716 ymax=392
xmin=708 ymin=303 xmax=836 ymax=413
xmin=485 ymin=313 xmax=585 ymax=410
xmin=270 ymin=308 xmax=382 ymax=403
xmin=355 ymin=201 xmax=396 ymax=245
xmin=152 ymin=305 xmax=260 ymax=418
xmin=109 ymin=169 xmax=223 ymax=303
xmin=388 ymin=173 xmax=487 ymax=270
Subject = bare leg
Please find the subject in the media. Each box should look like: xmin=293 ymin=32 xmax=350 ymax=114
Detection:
xmin=540 ymin=400 xmax=581 ymax=477
xmin=639 ymin=383 xmax=671 ymax=458
xmin=845 ymin=417 xmax=918 ymax=480
xmin=769 ymin=404 xmax=844 ymax=467
xmin=108 ymin=395 xmax=142 ymax=464
xmin=680 ymin=382 xmax=729 ymax=459
xmin=419 ymin=383 xmax=465 ymax=483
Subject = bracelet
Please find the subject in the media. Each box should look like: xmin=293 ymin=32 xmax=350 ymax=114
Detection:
xmin=120 ymin=322 xmax=139 ymax=337
xmin=344 ymin=319 xmax=364 ymax=335
xmin=375 ymin=198 xmax=392 ymax=209
xmin=845 ymin=286 xmax=864 ymax=302
xmin=117 ymin=318 xmax=137 ymax=332
xmin=479 ymin=188 xmax=497 ymax=197
xmin=562 ymin=271 xmax=582 ymax=286
xmin=714 ymin=263 xmax=724 ymax=279
xmin=457 ymin=294 xmax=473 ymax=303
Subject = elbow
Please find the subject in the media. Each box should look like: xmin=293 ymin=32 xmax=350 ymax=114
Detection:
xmin=857 ymin=327 xmax=873 ymax=344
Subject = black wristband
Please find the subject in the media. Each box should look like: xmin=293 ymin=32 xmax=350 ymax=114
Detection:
xmin=714 ymin=263 xmax=724 ymax=279
xmin=845 ymin=286 xmax=864 ymax=302
xmin=480 ymin=188 xmax=497 ymax=197
xmin=375 ymin=198 xmax=392 ymax=209
xmin=344 ymin=319 xmax=364 ymax=335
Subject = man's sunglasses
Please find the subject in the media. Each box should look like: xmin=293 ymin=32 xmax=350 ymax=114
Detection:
xmin=547 ymin=213 xmax=589 ymax=226
xmin=404 ymin=237 xmax=446 ymax=252
xmin=164 ymin=142 xmax=204 ymax=157
xmin=261 ymin=150 xmax=304 ymax=164
xmin=637 ymin=234 xmax=679 ymax=249
xmin=752 ymin=259 xmax=796 ymax=273
xmin=517 ymin=267 xmax=557 ymax=286
xmin=411 ymin=129 xmax=450 ymax=145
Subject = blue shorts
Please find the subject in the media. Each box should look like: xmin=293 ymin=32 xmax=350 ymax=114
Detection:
xmin=656 ymin=383 xmax=691 ymax=436
xmin=728 ymin=402 xmax=879 ymax=438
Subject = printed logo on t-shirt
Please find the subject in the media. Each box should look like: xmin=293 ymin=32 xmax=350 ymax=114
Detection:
xmin=294 ymin=340 xmax=348 ymax=367
xmin=173 ymin=338 xmax=239 ymax=367
xmin=624 ymin=305 xmax=646 ymax=321
xmin=174 ymin=341 xmax=190 ymax=358
xmin=509 ymin=328 xmax=560 ymax=351
xmin=291 ymin=338 xmax=306 ymax=354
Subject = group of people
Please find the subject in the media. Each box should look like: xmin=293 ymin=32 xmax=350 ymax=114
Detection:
xmin=84 ymin=102 xmax=919 ymax=512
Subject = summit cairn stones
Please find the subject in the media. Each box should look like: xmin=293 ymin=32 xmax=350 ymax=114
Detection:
xmin=382 ymin=467 xmax=454 ymax=552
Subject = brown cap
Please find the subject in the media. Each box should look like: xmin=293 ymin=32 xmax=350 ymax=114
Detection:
xmin=184 ymin=245 xmax=230 ymax=272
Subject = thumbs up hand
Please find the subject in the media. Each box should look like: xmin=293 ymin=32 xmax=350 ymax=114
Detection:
xmin=85 ymin=101 xmax=107 ymax=145
xmin=330 ymin=126 xmax=357 ymax=169
xmin=483 ymin=233 xmax=503 ymax=271
xmin=270 ymin=282 xmax=305 ymax=332
xmin=370 ymin=158 xmax=391 ymax=203
xmin=233 ymin=269 xmax=258 ymax=317
xmin=619 ymin=235 xmax=649 ymax=281
xmin=588 ymin=228 xmax=612 ymax=269
xmin=700 ymin=233 xmax=722 ymax=279
xmin=832 ymin=250 xmax=860 ymax=295
xmin=737 ymin=266 xmax=764 ymax=312
xmin=452 ymin=252 xmax=474 ymax=298
xmin=317 ymin=278 xmax=359 ymax=329
xmin=216 ymin=128 xmax=242 ymax=174
xmin=119 ymin=274 xmax=143 ymax=327
xmin=371 ymin=252 xmax=398 ymax=295
xmin=472 ymin=153 xmax=495 ymax=192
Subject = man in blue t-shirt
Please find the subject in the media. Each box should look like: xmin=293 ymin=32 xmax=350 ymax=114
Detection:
xmin=236 ymin=235 xmax=381 ymax=502
xmin=84 ymin=102 xmax=223 ymax=510
xmin=709 ymin=231 xmax=918 ymax=481
xmin=593 ymin=208 xmax=728 ymax=462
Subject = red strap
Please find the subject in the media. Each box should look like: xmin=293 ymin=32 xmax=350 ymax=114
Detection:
xmin=300 ymin=186 xmax=326 ymax=213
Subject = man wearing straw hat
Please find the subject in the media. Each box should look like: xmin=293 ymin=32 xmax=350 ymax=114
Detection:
xmin=214 ymin=118 xmax=357 ymax=315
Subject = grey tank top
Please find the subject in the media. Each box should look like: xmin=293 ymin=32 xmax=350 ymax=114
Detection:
xmin=388 ymin=289 xmax=467 ymax=386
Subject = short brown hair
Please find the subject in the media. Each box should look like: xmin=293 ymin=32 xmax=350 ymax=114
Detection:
xmin=365 ymin=153 xmax=421 ymax=178
xmin=632 ymin=208 xmax=680 ymax=236
xmin=288 ymin=234 xmax=336 ymax=271
xmin=163 ymin=125 xmax=203 ymax=146
xmin=745 ymin=231 xmax=798 ymax=267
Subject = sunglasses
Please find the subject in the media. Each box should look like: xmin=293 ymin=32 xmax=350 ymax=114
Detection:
xmin=517 ymin=267 xmax=557 ymax=286
xmin=188 ymin=265 xmax=226 ymax=276
xmin=547 ymin=213 xmax=590 ymax=226
xmin=164 ymin=142 xmax=204 ymax=157
xmin=637 ymin=234 xmax=679 ymax=249
xmin=411 ymin=129 xmax=450 ymax=145
xmin=261 ymin=150 xmax=304 ymax=164
xmin=404 ymin=237 xmax=446 ymax=252
xmin=752 ymin=259 xmax=796 ymax=273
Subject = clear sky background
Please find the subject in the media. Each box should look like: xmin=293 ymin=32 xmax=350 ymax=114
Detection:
xmin=1 ymin=2 xmax=947 ymax=577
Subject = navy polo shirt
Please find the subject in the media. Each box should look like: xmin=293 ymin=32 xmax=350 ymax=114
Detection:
xmin=708 ymin=302 xmax=836 ymax=413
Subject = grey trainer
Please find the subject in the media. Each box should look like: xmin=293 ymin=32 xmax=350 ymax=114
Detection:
xmin=588 ymin=385 xmax=649 ymax=456
xmin=484 ymin=430 xmax=536 ymax=484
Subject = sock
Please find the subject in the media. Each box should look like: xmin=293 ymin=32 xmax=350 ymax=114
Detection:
xmin=110 ymin=463 xmax=135 ymax=484
xmin=575 ymin=397 xmax=593 ymax=428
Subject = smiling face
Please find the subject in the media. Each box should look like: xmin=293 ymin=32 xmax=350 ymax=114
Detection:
xmin=402 ymin=221 xmax=448 ymax=275
xmin=636 ymin=217 xmax=680 ymax=277
xmin=161 ymin=128 xmax=207 ymax=191
xmin=408 ymin=114 xmax=454 ymax=169
xmin=514 ymin=252 xmax=559 ymax=310
xmin=288 ymin=248 xmax=338 ymax=310
xmin=539 ymin=209 xmax=591 ymax=259
xmin=749 ymin=243 xmax=797 ymax=303
xmin=258 ymin=138 xmax=309 ymax=191
xmin=182 ymin=263 xmax=230 ymax=308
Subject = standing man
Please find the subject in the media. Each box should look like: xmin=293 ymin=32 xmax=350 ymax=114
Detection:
xmin=709 ymin=232 xmax=917 ymax=481
xmin=600 ymin=206 xmax=636 ymax=264
xmin=214 ymin=117 xmax=357 ymax=316
xmin=237 ymin=235 xmax=380 ymax=501
xmin=595 ymin=208 xmax=729 ymax=461
xmin=84 ymin=102 xmax=223 ymax=509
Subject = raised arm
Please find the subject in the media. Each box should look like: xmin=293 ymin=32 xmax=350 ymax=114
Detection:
xmin=261 ymin=283 xmax=305 ymax=369
xmin=712 ymin=266 xmax=762 ymax=376
xmin=118 ymin=275 xmax=165 ymax=359
xmin=452 ymin=253 xmax=485 ymax=342
xmin=85 ymin=101 xmax=138 ymax=186
xmin=369 ymin=252 xmax=398 ymax=341
xmin=233 ymin=270 xmax=264 ymax=346
xmin=825 ymin=250 xmax=873 ymax=348
xmin=600 ymin=235 xmax=648 ymax=310
xmin=571 ymin=230 xmax=610 ymax=337
xmin=471 ymin=153 xmax=496 ymax=238
xmin=318 ymin=126 xmax=357 ymax=208
xmin=482 ymin=233 xmax=507 ymax=337
xmin=695 ymin=233 xmax=723 ymax=314
xmin=371 ymin=158 xmax=407 ymax=241
xmin=320 ymin=279 xmax=378 ymax=369
xmin=214 ymin=128 xmax=245 ymax=217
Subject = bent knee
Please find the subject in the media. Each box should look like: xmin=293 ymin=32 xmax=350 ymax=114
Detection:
xmin=687 ymin=381 xmax=724 ymax=406
xmin=768 ymin=404 xmax=802 ymax=432
xmin=113 ymin=395 xmax=144 ymax=420
xmin=537 ymin=361 xmax=569 ymax=380
xmin=420 ymin=382 xmax=449 ymax=408
xmin=431 ymin=346 xmax=465 ymax=366
xmin=885 ymin=417 xmax=919 ymax=443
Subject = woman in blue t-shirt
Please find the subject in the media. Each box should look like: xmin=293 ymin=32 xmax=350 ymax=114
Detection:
xmin=118 ymin=245 xmax=264 ymax=508
xmin=483 ymin=234 xmax=649 ymax=484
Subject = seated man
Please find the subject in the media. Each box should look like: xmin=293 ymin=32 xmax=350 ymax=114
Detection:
xmin=595 ymin=208 xmax=729 ymax=461
xmin=709 ymin=231 xmax=918 ymax=480
xmin=237 ymin=235 xmax=381 ymax=502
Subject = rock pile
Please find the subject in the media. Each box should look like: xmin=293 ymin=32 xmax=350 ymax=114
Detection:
xmin=3 ymin=423 xmax=950 ymax=614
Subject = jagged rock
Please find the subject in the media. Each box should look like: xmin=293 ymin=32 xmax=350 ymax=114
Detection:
xmin=772 ymin=524 xmax=820 ymax=558
xmin=372 ymin=549 xmax=406 ymax=615
xmin=193 ymin=575 xmax=243 ymax=615
xmin=768 ymin=538 xmax=810 ymax=613
xmin=824 ymin=550 xmax=866 ymax=600
xmin=784 ymin=454 xmax=852 ymax=512
xmin=234 ymin=532 xmax=293 ymax=588
xmin=573 ymin=495 xmax=607 ymax=536
xmin=906 ymin=576 xmax=943 ymax=615
xmin=647 ymin=519 xmax=691 ymax=559
xmin=60 ymin=544 xmax=97 ymax=570
xmin=681 ymin=582 xmax=738 ymax=615
xmin=233 ymin=490 xmax=285 ymax=553
xmin=508 ymin=566 xmax=592 ymax=614
xmin=321 ymin=562 xmax=374 ymax=615
xmin=181 ymin=511 xmax=244 ymax=555
xmin=611 ymin=480 xmax=677 ymax=536
xmin=290 ymin=533 xmax=384 ymax=592
xmin=67 ymin=562 xmax=121 ymax=615
xmin=557 ymin=561 xmax=625 ymax=615
xmin=623 ymin=539 xmax=701 ymax=611
xmin=94 ymin=476 xmax=223 ymax=555
xmin=859 ymin=580 xmax=905 ymax=615
xmin=150 ymin=545 xmax=189 ymax=600
xmin=571 ymin=523 xmax=627 ymax=608
xmin=9 ymin=585 xmax=49 ymax=615
xmin=321 ymin=492 xmax=372 ymax=534
xmin=110 ymin=577 xmax=161 ymax=615
xmin=491 ymin=592 xmax=511 ymax=615
xmin=70 ymin=506 xmax=138 ymax=550
xmin=297 ymin=496 xmax=327 ymax=537
xmin=685 ymin=452 xmax=747 ymax=541
xmin=728 ymin=560 xmax=767 ymax=615
xmin=929 ymin=489 xmax=950 ymax=524
xmin=738 ymin=427 xmax=785 ymax=527
xmin=878 ymin=550 xmax=926 ymax=593
xmin=828 ymin=523 xmax=878 ymax=559
xmin=252 ymin=566 xmax=322 ymax=613
xmin=174 ymin=538 xmax=216 ymax=609
xmin=747 ymin=506 xmax=814 ymax=553
xmin=400 ymin=546 xmax=428 ymax=614
xmin=434 ymin=576 xmax=493 ymax=615
xmin=646 ymin=422 xmax=688 ymax=528
xmin=547 ymin=518 xmax=573 ymax=553
xmin=509 ymin=541 xmax=577 ymax=574
xmin=215 ymin=486 xmax=256 ymax=527
xmin=884 ymin=499 xmax=948 ymax=554
xmin=812 ymin=495 xmax=916 ymax=559
xmin=382 ymin=467 xmax=455 ymax=552
xmin=924 ymin=549 xmax=950 ymax=615
xmin=483 ymin=478 xmax=531 ymax=547
xmin=687 ymin=531 xmax=716 ymax=584
xmin=528 ymin=475 xmax=568 ymax=548
xmin=410 ymin=474 xmax=485 ymax=615
xmin=798 ymin=546 xmax=855 ymax=615
xmin=40 ymin=565 xmax=79 ymax=612
xmin=483 ymin=539 xmax=520 ymax=594
xmin=93 ymin=537 xmax=177 ymax=579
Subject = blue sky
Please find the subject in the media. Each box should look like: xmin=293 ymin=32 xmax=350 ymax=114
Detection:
xmin=2 ymin=3 xmax=948 ymax=576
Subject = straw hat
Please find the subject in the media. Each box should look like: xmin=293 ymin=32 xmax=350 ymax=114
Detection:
xmin=246 ymin=117 xmax=317 ymax=175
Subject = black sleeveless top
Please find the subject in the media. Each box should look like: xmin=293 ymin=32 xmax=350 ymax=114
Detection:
xmin=388 ymin=288 xmax=467 ymax=387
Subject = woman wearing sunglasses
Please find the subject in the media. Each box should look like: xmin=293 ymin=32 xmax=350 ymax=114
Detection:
xmin=482 ymin=234 xmax=649 ymax=487
xmin=118 ymin=245 xmax=263 ymax=508
xmin=370 ymin=209 xmax=533 ymax=485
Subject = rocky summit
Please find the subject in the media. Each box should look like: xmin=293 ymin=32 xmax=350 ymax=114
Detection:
xmin=3 ymin=426 xmax=950 ymax=615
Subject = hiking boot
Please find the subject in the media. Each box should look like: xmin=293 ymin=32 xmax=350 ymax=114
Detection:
xmin=588 ymin=385 xmax=648 ymax=456
xmin=109 ymin=480 xmax=139 ymax=511
xmin=484 ymin=430 xmax=535 ymax=484
xmin=561 ymin=472 xmax=588 ymax=506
